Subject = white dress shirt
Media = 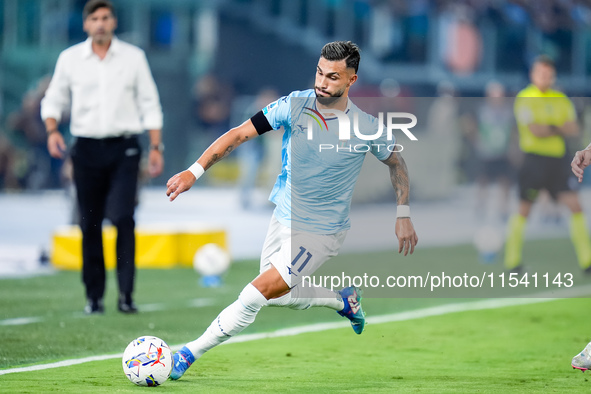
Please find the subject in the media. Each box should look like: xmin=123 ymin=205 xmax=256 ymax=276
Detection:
xmin=41 ymin=37 xmax=163 ymax=138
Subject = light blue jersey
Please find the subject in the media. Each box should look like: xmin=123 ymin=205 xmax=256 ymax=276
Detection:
xmin=262 ymin=89 xmax=394 ymax=234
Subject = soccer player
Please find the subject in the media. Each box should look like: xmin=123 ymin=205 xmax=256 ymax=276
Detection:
xmin=571 ymin=144 xmax=591 ymax=182
xmin=504 ymin=55 xmax=591 ymax=272
xmin=571 ymin=143 xmax=591 ymax=372
xmin=572 ymin=341 xmax=591 ymax=371
xmin=165 ymin=41 xmax=418 ymax=379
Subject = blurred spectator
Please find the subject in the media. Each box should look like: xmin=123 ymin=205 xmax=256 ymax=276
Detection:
xmin=418 ymin=81 xmax=461 ymax=199
xmin=187 ymin=74 xmax=235 ymax=180
xmin=7 ymin=76 xmax=63 ymax=190
xmin=369 ymin=0 xmax=429 ymax=63
xmin=440 ymin=3 xmax=482 ymax=74
xmin=193 ymin=74 xmax=234 ymax=142
xmin=235 ymin=87 xmax=279 ymax=210
xmin=472 ymin=81 xmax=516 ymax=222
xmin=0 ymin=132 xmax=20 ymax=190
xmin=496 ymin=0 xmax=530 ymax=72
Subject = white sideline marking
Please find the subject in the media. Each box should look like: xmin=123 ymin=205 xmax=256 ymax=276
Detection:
xmin=2 ymin=285 xmax=591 ymax=376
xmin=188 ymin=298 xmax=216 ymax=308
xmin=0 ymin=317 xmax=43 ymax=326
xmin=141 ymin=298 xmax=214 ymax=312
xmin=0 ymin=298 xmax=215 ymax=326
xmin=226 ymin=298 xmax=559 ymax=344
xmin=0 ymin=354 xmax=121 ymax=376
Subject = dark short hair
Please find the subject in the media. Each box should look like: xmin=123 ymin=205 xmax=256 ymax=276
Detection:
xmin=321 ymin=41 xmax=361 ymax=73
xmin=532 ymin=54 xmax=555 ymax=69
xmin=83 ymin=0 xmax=116 ymax=20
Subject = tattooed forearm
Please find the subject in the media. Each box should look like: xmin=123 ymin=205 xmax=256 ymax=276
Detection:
xmin=197 ymin=121 xmax=258 ymax=172
xmin=204 ymin=145 xmax=235 ymax=170
xmin=387 ymin=152 xmax=410 ymax=205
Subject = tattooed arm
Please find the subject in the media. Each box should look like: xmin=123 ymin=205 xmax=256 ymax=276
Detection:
xmin=382 ymin=152 xmax=418 ymax=255
xmin=167 ymin=119 xmax=259 ymax=201
xmin=383 ymin=151 xmax=410 ymax=205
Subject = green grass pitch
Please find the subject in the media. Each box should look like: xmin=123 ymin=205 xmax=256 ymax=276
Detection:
xmin=1 ymin=239 xmax=591 ymax=392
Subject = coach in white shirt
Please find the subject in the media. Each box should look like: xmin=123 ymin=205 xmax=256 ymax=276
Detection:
xmin=41 ymin=0 xmax=164 ymax=315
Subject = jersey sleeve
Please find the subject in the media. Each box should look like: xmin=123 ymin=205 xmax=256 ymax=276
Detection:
xmin=262 ymin=94 xmax=293 ymax=130
xmin=250 ymin=93 xmax=293 ymax=135
xmin=369 ymin=116 xmax=393 ymax=161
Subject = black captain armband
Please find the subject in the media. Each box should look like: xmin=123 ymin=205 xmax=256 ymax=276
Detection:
xmin=250 ymin=111 xmax=274 ymax=135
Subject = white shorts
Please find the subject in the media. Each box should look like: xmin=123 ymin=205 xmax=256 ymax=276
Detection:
xmin=259 ymin=215 xmax=347 ymax=288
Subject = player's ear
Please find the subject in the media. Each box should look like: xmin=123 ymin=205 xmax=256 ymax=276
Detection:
xmin=348 ymin=73 xmax=358 ymax=88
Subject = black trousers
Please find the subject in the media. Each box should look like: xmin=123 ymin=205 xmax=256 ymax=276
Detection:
xmin=71 ymin=136 xmax=141 ymax=302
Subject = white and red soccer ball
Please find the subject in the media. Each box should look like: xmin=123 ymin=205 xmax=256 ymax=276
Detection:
xmin=122 ymin=336 xmax=173 ymax=386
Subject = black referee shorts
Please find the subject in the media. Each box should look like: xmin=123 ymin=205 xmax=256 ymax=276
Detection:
xmin=518 ymin=153 xmax=579 ymax=202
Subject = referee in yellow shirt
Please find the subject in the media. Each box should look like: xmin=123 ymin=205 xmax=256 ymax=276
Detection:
xmin=505 ymin=55 xmax=591 ymax=272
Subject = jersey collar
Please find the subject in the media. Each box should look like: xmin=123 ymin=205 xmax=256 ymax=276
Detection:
xmin=314 ymin=96 xmax=351 ymax=121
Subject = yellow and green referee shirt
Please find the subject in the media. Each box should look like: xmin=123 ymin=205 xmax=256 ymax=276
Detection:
xmin=514 ymin=84 xmax=576 ymax=158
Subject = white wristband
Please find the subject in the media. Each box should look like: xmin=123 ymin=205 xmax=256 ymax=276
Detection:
xmin=187 ymin=162 xmax=205 ymax=180
xmin=397 ymin=205 xmax=411 ymax=218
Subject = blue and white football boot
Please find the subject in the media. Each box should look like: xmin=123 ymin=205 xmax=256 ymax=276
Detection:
xmin=170 ymin=346 xmax=195 ymax=380
xmin=337 ymin=286 xmax=366 ymax=334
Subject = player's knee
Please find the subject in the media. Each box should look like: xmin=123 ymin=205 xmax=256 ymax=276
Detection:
xmin=251 ymin=282 xmax=289 ymax=300
xmin=251 ymin=280 xmax=289 ymax=300
xmin=251 ymin=266 xmax=290 ymax=299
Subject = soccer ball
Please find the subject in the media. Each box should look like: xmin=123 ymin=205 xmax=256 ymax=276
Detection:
xmin=473 ymin=226 xmax=504 ymax=263
xmin=122 ymin=336 xmax=173 ymax=386
xmin=193 ymin=243 xmax=231 ymax=277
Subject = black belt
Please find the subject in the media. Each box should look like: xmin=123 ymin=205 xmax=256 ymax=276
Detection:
xmin=76 ymin=135 xmax=138 ymax=143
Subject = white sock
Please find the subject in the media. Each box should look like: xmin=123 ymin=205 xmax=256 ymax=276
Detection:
xmin=267 ymin=284 xmax=344 ymax=311
xmin=186 ymin=283 xmax=267 ymax=359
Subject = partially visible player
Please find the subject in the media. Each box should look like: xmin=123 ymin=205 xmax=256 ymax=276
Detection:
xmin=572 ymin=143 xmax=591 ymax=182
xmin=573 ymin=342 xmax=591 ymax=372
xmin=571 ymin=142 xmax=591 ymax=372
xmin=165 ymin=41 xmax=418 ymax=380
xmin=504 ymin=55 xmax=591 ymax=272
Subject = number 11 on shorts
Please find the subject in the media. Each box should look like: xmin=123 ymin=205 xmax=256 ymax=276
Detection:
xmin=291 ymin=246 xmax=312 ymax=273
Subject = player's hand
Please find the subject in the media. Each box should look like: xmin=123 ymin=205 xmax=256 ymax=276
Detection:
xmin=571 ymin=149 xmax=591 ymax=183
xmin=395 ymin=218 xmax=418 ymax=256
xmin=47 ymin=131 xmax=67 ymax=159
xmin=166 ymin=170 xmax=196 ymax=202
xmin=148 ymin=150 xmax=164 ymax=178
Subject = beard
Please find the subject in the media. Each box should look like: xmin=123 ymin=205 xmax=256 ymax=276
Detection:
xmin=315 ymin=87 xmax=345 ymax=106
